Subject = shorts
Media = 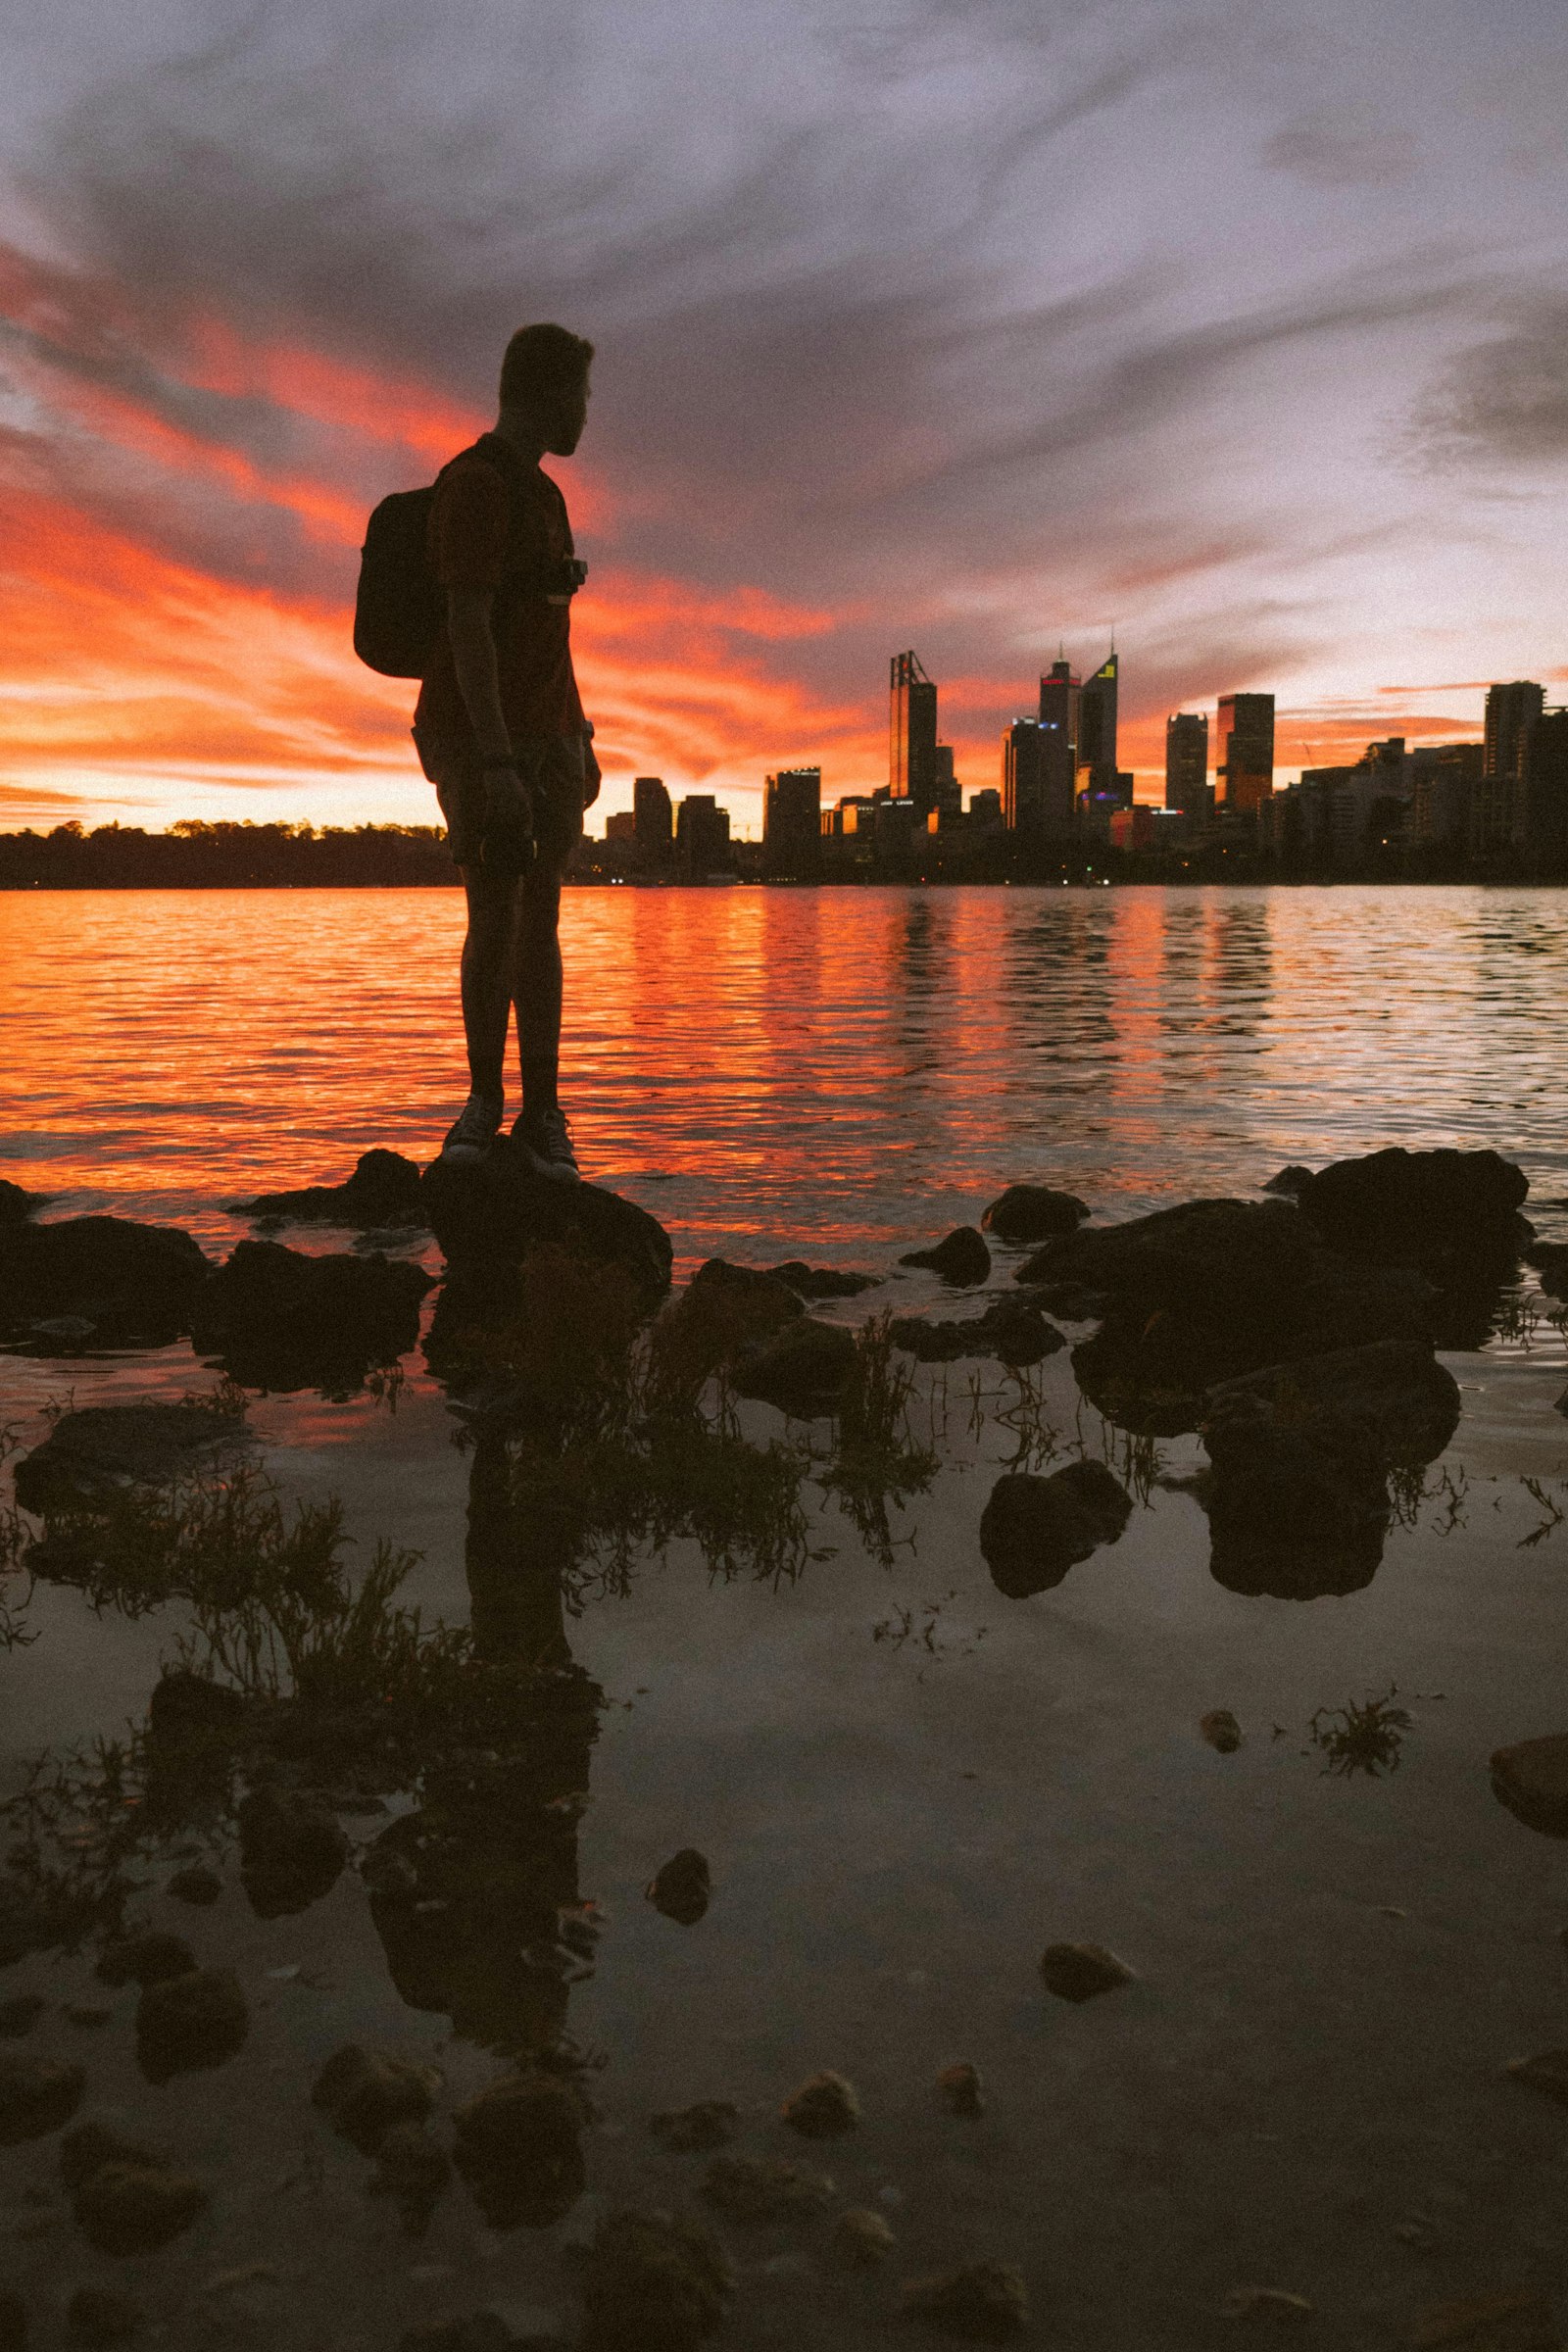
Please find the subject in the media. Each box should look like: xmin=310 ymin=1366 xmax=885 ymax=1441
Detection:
xmin=414 ymin=728 xmax=586 ymax=875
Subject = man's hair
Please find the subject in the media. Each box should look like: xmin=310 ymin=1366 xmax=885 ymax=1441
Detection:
xmin=499 ymin=322 xmax=594 ymax=411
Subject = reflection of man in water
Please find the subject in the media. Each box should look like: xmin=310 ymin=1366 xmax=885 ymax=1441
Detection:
xmin=414 ymin=323 xmax=601 ymax=1183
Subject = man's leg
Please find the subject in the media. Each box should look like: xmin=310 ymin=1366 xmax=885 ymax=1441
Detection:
xmin=460 ymin=866 xmax=523 ymax=1101
xmin=513 ymin=857 xmax=564 ymax=1116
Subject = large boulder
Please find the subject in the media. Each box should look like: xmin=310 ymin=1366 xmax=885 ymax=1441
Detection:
xmin=651 ymin=1259 xmax=803 ymax=1392
xmin=13 ymin=1401 xmax=250 ymax=1515
xmin=729 ymin=1318 xmax=857 ymax=1417
xmin=1203 ymin=1339 xmax=1461 ymax=1469
xmin=0 ymin=1217 xmax=211 ymax=1347
xmin=0 ymin=1179 xmax=44 ymax=1223
xmin=227 ymin=1149 xmax=426 ymax=1230
xmin=1018 ymin=1199 xmax=1434 ymax=1433
xmin=979 ymin=1460 xmax=1132 ymax=1597
xmin=899 ymin=1227 xmax=991 ymax=1286
xmin=191 ymin=1239 xmax=431 ymax=1391
xmin=1295 ymin=1148 xmax=1531 ymax=1346
xmin=982 ymin=1185 xmax=1089 ymax=1243
xmin=1491 ymin=1736 xmax=1568 ymax=1838
xmin=422 ymin=1154 xmax=671 ymax=1304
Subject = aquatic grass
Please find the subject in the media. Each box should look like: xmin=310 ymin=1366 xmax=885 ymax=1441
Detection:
xmin=1307 ymin=1686 xmax=1413 ymax=1778
xmin=819 ymin=1316 xmax=938 ymax=1568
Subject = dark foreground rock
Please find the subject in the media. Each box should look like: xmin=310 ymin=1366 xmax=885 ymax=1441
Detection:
xmin=650 ymin=1260 xmax=802 ymax=1393
xmin=191 ymin=1239 xmax=431 ymax=1391
xmin=980 ymin=1461 xmax=1132 ymax=1597
xmin=237 ymin=1787 xmax=350 ymax=1917
xmin=13 ymin=1403 xmax=249 ymax=1514
xmin=900 ymin=1226 xmax=992 ymax=1286
xmin=228 ymin=1148 xmax=426 ymax=1229
xmin=65 ymin=2288 xmax=140 ymax=2347
xmin=891 ymin=1296 xmax=1065 ymax=1367
xmin=135 ymin=1969 xmax=247 ymax=2082
xmin=899 ymin=2260 xmax=1030 ymax=2340
xmin=780 ymin=2070 xmax=859 ymax=2136
xmin=0 ymin=2054 xmax=85 ymax=2142
xmin=982 ymin=1184 xmax=1089 ymax=1243
xmin=0 ymin=1178 xmax=44 ymax=1222
xmin=1295 ymin=1147 xmax=1532 ymax=1345
xmin=422 ymin=1154 xmax=671 ymax=1303
xmin=96 ymin=1933 xmax=196 ymax=1989
xmin=762 ymin=1260 xmax=877 ymax=1298
xmin=581 ymin=2207 xmax=734 ymax=2351
xmin=729 ymin=1318 xmax=856 ymax=1416
xmin=701 ymin=2153 xmax=835 ymax=2223
xmin=0 ymin=2289 xmax=24 ymax=2350
xmin=649 ymin=2102 xmax=738 ymax=2151
xmin=312 ymin=2043 xmax=441 ymax=2153
xmin=1020 ymin=1198 xmax=1434 ymax=1433
xmin=452 ymin=2072 xmax=587 ymax=2229
xmin=66 ymin=2121 xmax=207 ymax=2255
xmin=647 ymin=1849 xmax=710 ymax=1926
xmin=1039 ymin=1942 xmax=1136 ymax=2002
xmin=1491 ymin=1736 xmax=1568 ymax=1838
xmin=0 ymin=1217 xmax=211 ymax=1347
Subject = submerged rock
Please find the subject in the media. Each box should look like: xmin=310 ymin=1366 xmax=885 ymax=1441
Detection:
xmin=0 ymin=1996 xmax=43 ymax=2038
xmin=580 ymin=2207 xmax=734 ymax=2351
xmin=0 ymin=2054 xmax=85 ymax=2143
xmin=982 ymin=1184 xmax=1089 ymax=1243
xmin=647 ymin=1849 xmax=711 ymax=1926
xmin=422 ymin=1154 xmax=672 ymax=1304
xmin=1219 ymin=2286 xmax=1313 ymax=2321
xmin=651 ymin=1260 xmax=802 ymax=1392
xmin=1491 ymin=1736 xmax=1568 ymax=1837
xmin=74 ymin=2159 xmax=207 ymax=2256
xmin=980 ymin=1461 xmax=1132 ymax=1598
xmin=729 ymin=1319 xmax=856 ymax=1417
xmin=1200 ymin=1710 xmax=1244 ymax=1754
xmin=649 ymin=2101 xmax=739 ymax=2152
xmin=452 ymin=2072 xmax=587 ymax=2229
xmin=1039 ymin=1942 xmax=1136 ymax=2002
xmin=166 ymin=1865 xmax=221 ymax=1907
xmin=229 ymin=1149 xmax=426 ymax=1229
xmin=370 ymin=2120 xmax=452 ymax=2230
xmin=135 ymin=1969 xmax=247 ymax=2082
xmin=780 ymin=2071 xmax=859 ymax=2137
xmin=1405 ymin=2287 xmax=1558 ymax=2349
xmin=312 ymin=2043 xmax=442 ymax=2154
xmin=1205 ymin=1339 xmax=1461 ymax=1468
xmin=238 ymin=1787 xmax=349 ymax=1918
xmin=13 ymin=1402 xmax=249 ymax=1514
xmin=891 ymin=1298 xmax=1065 ymax=1368
xmin=898 ymin=2260 xmax=1029 ymax=2340
xmin=936 ymin=2062 xmax=985 ymax=2117
xmin=0 ymin=1216 xmax=212 ymax=1347
xmin=832 ymin=2207 xmax=897 ymax=2265
xmin=65 ymin=2289 xmax=140 ymax=2347
xmin=900 ymin=1227 xmax=992 ymax=1286
xmin=96 ymin=1932 xmax=196 ymax=1989
xmin=192 ymin=1239 xmax=431 ymax=1392
xmin=701 ymin=2153 xmax=835 ymax=2223
xmin=762 ymin=1261 xmax=878 ymax=1299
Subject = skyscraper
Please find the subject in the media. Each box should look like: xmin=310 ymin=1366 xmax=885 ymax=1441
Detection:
xmin=762 ymin=766 xmax=822 ymax=877
xmin=1039 ymin=658 xmax=1080 ymax=756
xmin=675 ymin=795 xmax=730 ymax=878
xmin=1077 ymin=652 xmax=1118 ymax=791
xmin=1215 ymin=694 xmax=1274 ymax=812
xmin=1002 ymin=719 xmax=1075 ymax=834
xmin=633 ymin=776 xmax=672 ymax=860
xmin=889 ymin=651 xmax=939 ymax=815
xmin=1474 ymin=679 xmax=1544 ymax=851
xmin=1164 ymin=712 xmax=1208 ymax=819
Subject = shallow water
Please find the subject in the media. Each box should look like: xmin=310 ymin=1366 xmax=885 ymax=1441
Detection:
xmin=2 ymin=885 xmax=1568 ymax=2350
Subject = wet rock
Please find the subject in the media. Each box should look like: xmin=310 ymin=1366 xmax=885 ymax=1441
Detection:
xmin=312 ymin=2043 xmax=442 ymax=2154
xmin=649 ymin=2101 xmax=739 ymax=2152
xmin=831 ymin=2207 xmax=897 ymax=2265
xmin=762 ymin=1262 xmax=878 ymax=1299
xmin=191 ymin=1239 xmax=431 ymax=1392
xmin=1296 ymin=1146 xmax=1528 ymax=1266
xmin=229 ymin=1149 xmax=426 ymax=1229
xmin=780 ymin=2071 xmax=859 ymax=2137
xmin=0 ymin=1875 xmax=97 ymax=1971
xmin=891 ymin=1298 xmax=1065 ymax=1368
xmin=60 ymin=2122 xmax=159 ymax=2191
xmin=898 ymin=2260 xmax=1029 ymax=2340
xmin=936 ymin=2062 xmax=985 ymax=2117
xmin=74 ymin=2160 xmax=207 ymax=2256
xmin=66 ymin=2007 xmax=112 ymax=2030
xmin=1200 ymin=1710 xmax=1244 ymax=1754
xmin=647 ymin=1849 xmax=711 ymax=1926
xmin=422 ymin=1155 xmax=672 ymax=1304
xmin=1532 ymin=1242 xmax=1568 ymax=1301
xmin=580 ymin=2207 xmax=734 ymax=2350
xmin=96 ymin=1932 xmax=196 ymax=1988
xmin=651 ymin=1260 xmax=802 ymax=1391
xmin=0 ymin=2290 xmax=24 ymax=2351
xmin=452 ymin=2073 xmax=588 ymax=2229
xmin=1206 ymin=1339 xmax=1461 ymax=1468
xmin=1405 ymin=2288 xmax=1557 ymax=2348
xmin=0 ymin=1178 xmax=42 ymax=1223
xmin=728 ymin=1318 xmax=857 ymax=1416
xmin=1039 ymin=1942 xmax=1136 ymax=2002
xmin=900 ymin=1228 xmax=991 ymax=1286
xmin=1261 ymin=1166 xmax=1314 ymax=1198
xmin=980 ymin=1460 xmax=1132 ymax=1598
xmin=0 ymin=1215 xmax=212 ymax=1347
xmin=0 ymin=2055 xmax=85 ymax=2143
xmin=982 ymin=1185 xmax=1089 ymax=1243
xmin=371 ymin=2120 xmax=452 ymax=2230
xmin=701 ymin=2153 xmax=836 ymax=2223
xmin=1219 ymin=2285 xmax=1313 ymax=2320
xmin=13 ymin=1402 xmax=250 ymax=1514
xmin=0 ymin=1996 xmax=44 ymax=2038
xmin=1504 ymin=2049 xmax=1568 ymax=2105
xmin=237 ymin=1787 xmax=349 ymax=1917
xmin=1491 ymin=1736 xmax=1568 ymax=1837
xmin=167 ymin=1865 xmax=221 ymax=1906
xmin=688 ymin=1259 xmax=803 ymax=1323
xmin=135 ymin=1969 xmax=247 ymax=2082
xmin=147 ymin=1672 xmax=248 ymax=1745
xmin=66 ymin=2289 xmax=140 ymax=2347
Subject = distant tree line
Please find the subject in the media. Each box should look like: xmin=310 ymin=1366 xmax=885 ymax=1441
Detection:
xmin=0 ymin=820 xmax=458 ymax=888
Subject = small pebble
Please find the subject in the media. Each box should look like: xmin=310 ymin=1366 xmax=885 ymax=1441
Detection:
xmin=899 ymin=2260 xmax=1029 ymax=2339
xmin=701 ymin=2153 xmax=836 ymax=2223
xmin=1200 ymin=1709 xmax=1244 ymax=1754
xmin=646 ymin=1848 xmax=711 ymax=1926
xmin=167 ymin=1865 xmax=222 ymax=1907
xmin=649 ymin=2100 xmax=739 ymax=2151
xmin=780 ymin=2070 xmax=859 ymax=2137
xmin=0 ymin=1998 xmax=44 ymax=2040
xmin=1039 ymin=1943 xmax=1136 ymax=2003
xmin=831 ymin=2208 xmax=896 ymax=2267
xmin=936 ymin=2062 xmax=985 ymax=2118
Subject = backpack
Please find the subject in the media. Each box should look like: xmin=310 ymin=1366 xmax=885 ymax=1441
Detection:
xmin=354 ymin=436 xmax=589 ymax=679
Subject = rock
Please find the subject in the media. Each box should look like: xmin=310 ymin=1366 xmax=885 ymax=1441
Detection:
xmin=452 ymin=2073 xmax=587 ymax=2229
xmin=1405 ymin=2288 xmax=1557 ymax=2348
xmin=1491 ymin=1736 xmax=1568 ymax=1837
xmin=700 ymin=2153 xmax=836 ymax=2222
xmin=982 ymin=1185 xmax=1089 ymax=1243
xmin=0 ymin=1876 xmax=97 ymax=1971
xmin=0 ymin=2290 xmax=24 ymax=2351
xmin=891 ymin=1298 xmax=1065 ymax=1368
xmin=1532 ymin=1242 xmax=1568 ymax=1301
xmin=422 ymin=1154 xmax=672 ymax=1304
xmin=646 ymin=1849 xmax=710 ymax=1926
xmin=0 ymin=1996 xmax=44 ymax=2037
xmin=0 ymin=1178 xmax=42 ymax=1222
xmin=135 ymin=1969 xmax=247 ymax=2082
xmin=1261 ymin=1166 xmax=1314 ymax=1198
xmin=762 ymin=1262 xmax=878 ymax=1299
xmin=1200 ymin=1710 xmax=1243 ymax=1754
xmin=650 ymin=1260 xmax=803 ymax=1391
xmin=0 ymin=1216 xmax=211 ymax=1346
xmin=147 ymin=1672 xmax=248 ymax=1745
xmin=649 ymin=2101 xmax=739 ymax=2152
xmin=580 ymin=2207 xmax=734 ymax=2350
xmin=1296 ymin=1146 xmax=1528 ymax=1267
xmin=66 ymin=2007 xmax=112 ymax=2030
xmin=1205 ymin=1339 xmax=1461 ymax=1468
xmin=60 ymin=2122 xmax=159 ymax=2190
xmin=12 ymin=1402 xmax=250 ymax=1514
xmin=900 ymin=1227 xmax=992 ymax=1286
xmin=1039 ymin=1942 xmax=1136 ymax=2002
xmin=0 ymin=2055 xmax=85 ymax=2143
xmin=96 ymin=1932 xmax=196 ymax=1988
xmin=237 ymin=1787 xmax=350 ymax=1917
xmin=371 ymin=2120 xmax=452 ymax=2229
xmin=65 ymin=2289 xmax=140 ymax=2346
xmin=228 ymin=1149 xmax=427 ymax=1229
xmin=191 ymin=1239 xmax=431 ymax=1392
xmin=312 ymin=2044 xmax=442 ymax=2154
xmin=780 ymin=2071 xmax=859 ymax=2137
xmin=936 ymin=2062 xmax=985 ymax=2117
xmin=728 ymin=1318 xmax=857 ymax=1416
xmin=1504 ymin=2049 xmax=1568 ymax=2106
xmin=1219 ymin=2285 xmax=1313 ymax=2320
xmin=167 ymin=1865 xmax=221 ymax=1906
xmin=74 ymin=2159 xmax=207 ymax=2255
xmin=898 ymin=2260 xmax=1029 ymax=2340
xmin=831 ymin=2207 xmax=897 ymax=2265
xmin=980 ymin=1461 xmax=1132 ymax=1597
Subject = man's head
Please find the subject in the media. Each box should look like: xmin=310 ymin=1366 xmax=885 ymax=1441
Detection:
xmin=499 ymin=323 xmax=594 ymax=455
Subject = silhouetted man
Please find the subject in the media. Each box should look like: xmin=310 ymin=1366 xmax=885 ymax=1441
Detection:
xmin=414 ymin=323 xmax=600 ymax=1180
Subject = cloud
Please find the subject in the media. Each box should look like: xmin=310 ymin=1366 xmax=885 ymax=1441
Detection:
xmin=1413 ymin=302 xmax=1568 ymax=467
xmin=1262 ymin=115 xmax=1419 ymax=188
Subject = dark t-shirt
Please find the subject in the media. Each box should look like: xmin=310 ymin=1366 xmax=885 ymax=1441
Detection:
xmin=413 ymin=440 xmax=585 ymax=746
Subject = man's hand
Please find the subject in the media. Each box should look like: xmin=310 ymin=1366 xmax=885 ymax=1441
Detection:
xmin=582 ymin=734 xmax=602 ymax=808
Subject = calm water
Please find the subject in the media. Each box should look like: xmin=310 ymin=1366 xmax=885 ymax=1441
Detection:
xmin=2 ymin=886 xmax=1568 ymax=2352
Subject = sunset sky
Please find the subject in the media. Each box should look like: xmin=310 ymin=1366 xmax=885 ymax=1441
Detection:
xmin=1 ymin=0 xmax=1565 ymax=836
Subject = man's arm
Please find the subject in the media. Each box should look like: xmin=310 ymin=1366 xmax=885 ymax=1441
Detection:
xmin=445 ymin=586 xmax=512 ymax=767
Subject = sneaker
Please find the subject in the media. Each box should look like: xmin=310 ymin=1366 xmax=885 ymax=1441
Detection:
xmin=512 ymin=1105 xmax=581 ymax=1185
xmin=439 ymin=1091 xmax=504 ymax=1166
